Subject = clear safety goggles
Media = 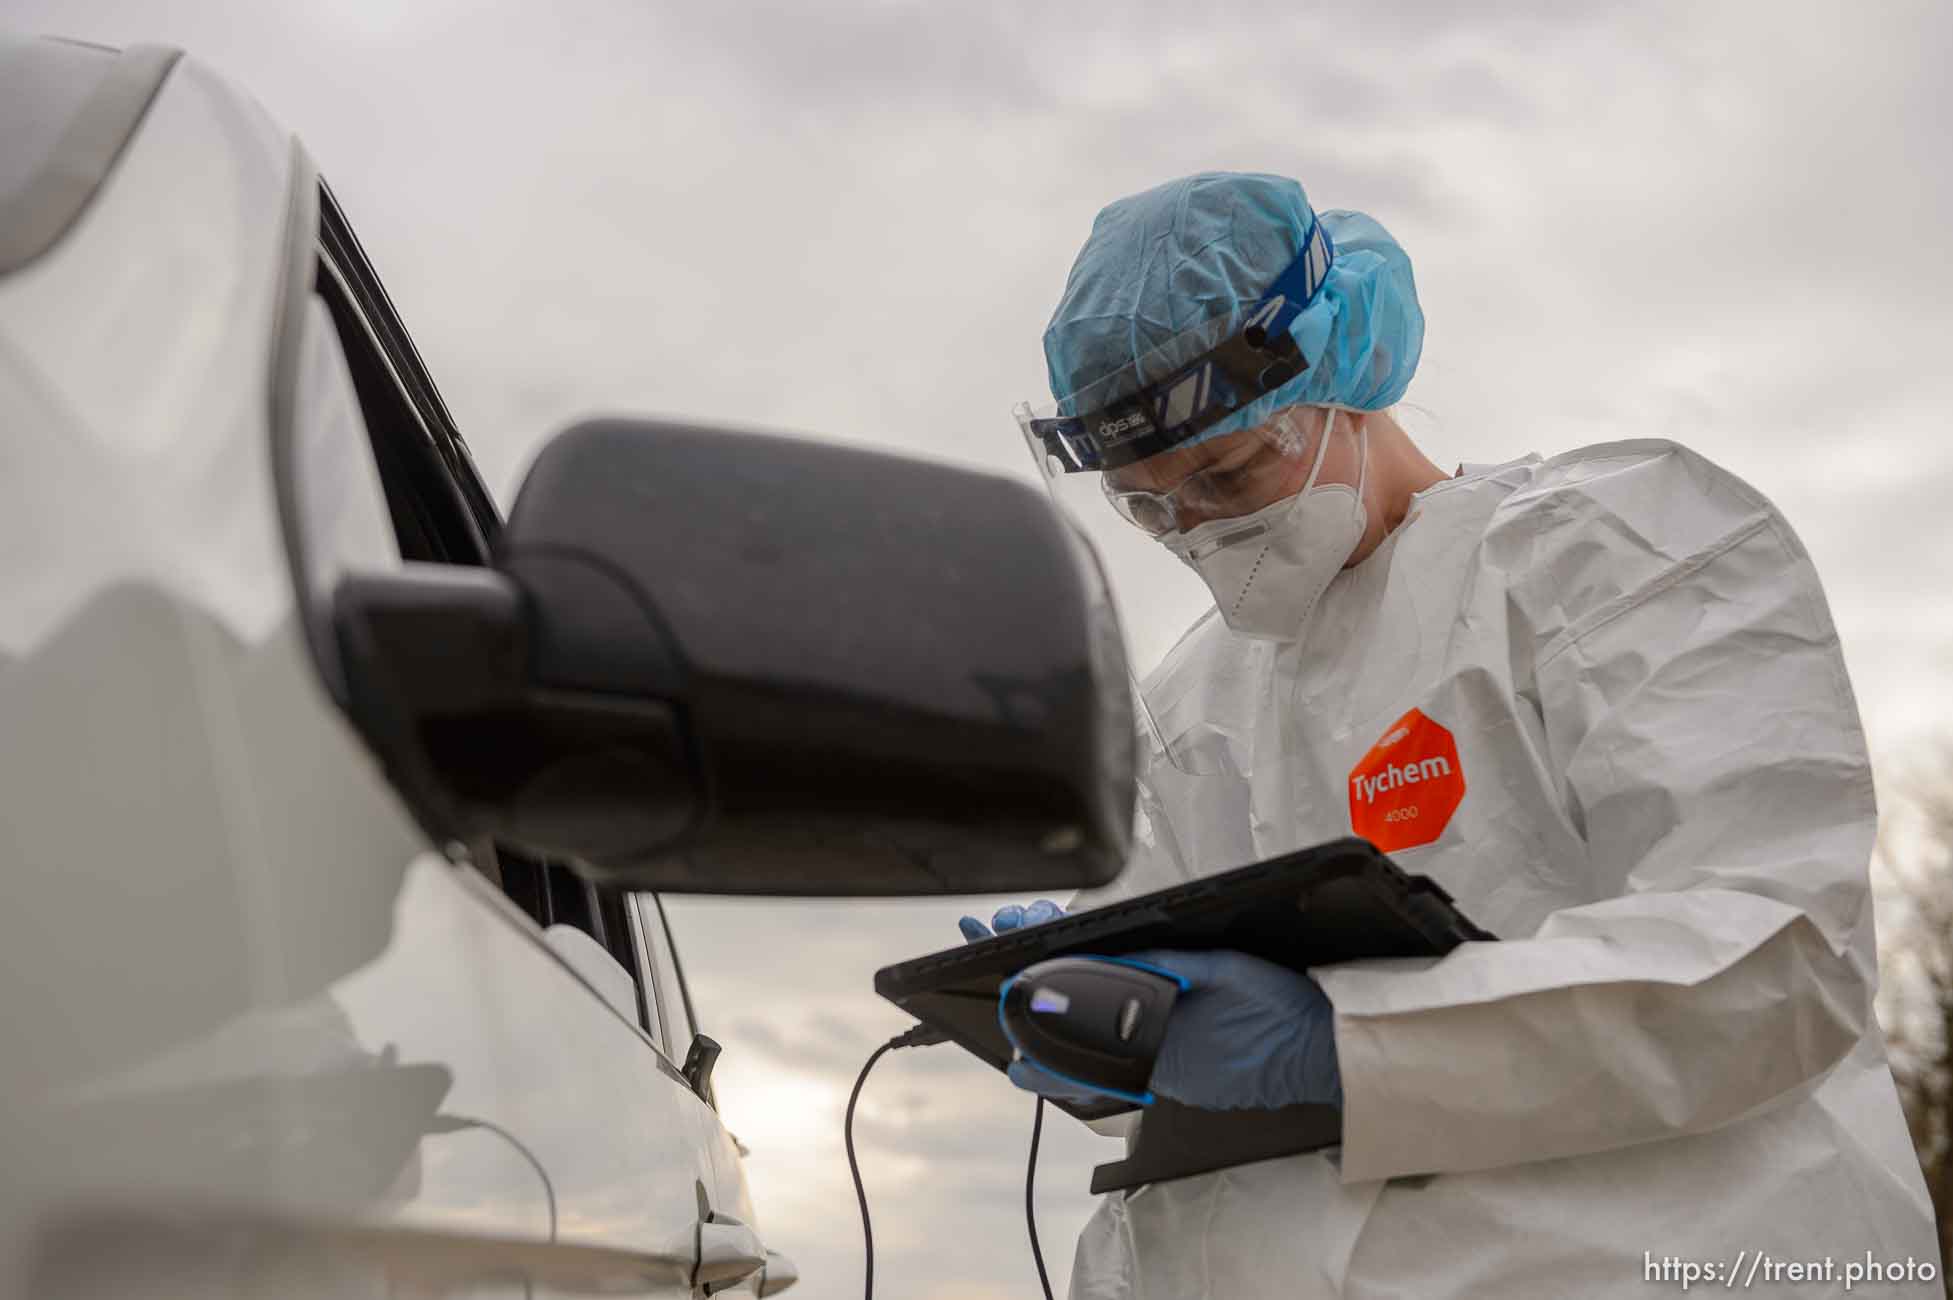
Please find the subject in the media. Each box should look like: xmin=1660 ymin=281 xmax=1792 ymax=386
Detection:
xmin=1096 ymin=414 xmax=1324 ymax=539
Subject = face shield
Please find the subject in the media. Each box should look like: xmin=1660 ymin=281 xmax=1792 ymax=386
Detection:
xmin=1014 ymin=225 xmax=1339 ymax=775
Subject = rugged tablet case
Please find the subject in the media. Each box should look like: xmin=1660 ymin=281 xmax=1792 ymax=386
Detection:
xmin=873 ymin=836 xmax=1493 ymax=1192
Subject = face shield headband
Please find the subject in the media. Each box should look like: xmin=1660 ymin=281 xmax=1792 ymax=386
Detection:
xmin=1025 ymin=218 xmax=1334 ymax=474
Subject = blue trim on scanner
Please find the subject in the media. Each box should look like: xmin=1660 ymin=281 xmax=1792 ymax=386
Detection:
xmin=1088 ymin=955 xmax=1193 ymax=992
xmin=996 ymin=955 xmax=1191 ymax=1108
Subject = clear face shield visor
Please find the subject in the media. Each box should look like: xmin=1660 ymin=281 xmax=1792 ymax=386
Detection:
xmin=1014 ymin=225 xmax=1337 ymax=775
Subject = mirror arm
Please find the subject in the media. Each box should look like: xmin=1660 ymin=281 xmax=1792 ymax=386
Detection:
xmin=333 ymin=565 xmax=702 ymax=860
xmin=333 ymin=565 xmax=528 ymax=843
xmin=682 ymin=1033 xmax=723 ymax=1107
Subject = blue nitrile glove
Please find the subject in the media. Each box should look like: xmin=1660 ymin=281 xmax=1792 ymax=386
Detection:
xmin=1126 ymin=948 xmax=1342 ymax=1110
xmin=955 ymin=901 xmax=1103 ymax=1106
xmin=957 ymin=898 xmax=1065 ymax=942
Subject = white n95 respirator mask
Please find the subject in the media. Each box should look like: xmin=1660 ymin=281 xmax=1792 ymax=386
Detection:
xmin=1160 ymin=409 xmax=1368 ymax=642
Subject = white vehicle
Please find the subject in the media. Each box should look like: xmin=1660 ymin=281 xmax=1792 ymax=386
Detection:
xmin=0 ymin=35 xmax=1133 ymax=1299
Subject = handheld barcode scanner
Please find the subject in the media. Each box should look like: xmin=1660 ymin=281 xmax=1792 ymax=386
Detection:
xmin=999 ymin=956 xmax=1189 ymax=1103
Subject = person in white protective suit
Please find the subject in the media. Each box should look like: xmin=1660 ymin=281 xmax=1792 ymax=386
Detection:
xmin=977 ymin=171 xmax=1943 ymax=1298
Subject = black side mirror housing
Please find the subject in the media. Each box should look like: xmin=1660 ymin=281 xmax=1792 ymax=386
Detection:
xmin=336 ymin=418 xmax=1134 ymax=895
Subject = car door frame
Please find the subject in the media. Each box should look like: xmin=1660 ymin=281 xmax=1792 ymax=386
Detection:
xmin=276 ymin=156 xmax=763 ymax=1292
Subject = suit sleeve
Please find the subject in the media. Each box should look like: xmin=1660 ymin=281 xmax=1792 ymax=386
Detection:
xmin=1313 ymin=500 xmax=1877 ymax=1183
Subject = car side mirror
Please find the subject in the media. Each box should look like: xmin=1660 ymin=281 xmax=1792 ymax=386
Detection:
xmin=334 ymin=418 xmax=1135 ymax=895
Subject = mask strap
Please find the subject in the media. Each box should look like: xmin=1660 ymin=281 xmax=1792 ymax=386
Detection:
xmin=1310 ymin=405 xmax=1368 ymax=503
xmin=1299 ymin=406 xmax=1337 ymax=495
xmin=1351 ymin=410 xmax=1368 ymax=502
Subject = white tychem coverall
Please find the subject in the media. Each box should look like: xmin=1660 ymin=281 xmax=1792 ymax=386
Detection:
xmin=1067 ymin=438 xmax=1940 ymax=1299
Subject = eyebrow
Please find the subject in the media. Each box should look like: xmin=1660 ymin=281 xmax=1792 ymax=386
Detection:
xmin=1101 ymin=441 xmax=1234 ymax=491
xmin=1107 ymin=438 xmax=1256 ymax=493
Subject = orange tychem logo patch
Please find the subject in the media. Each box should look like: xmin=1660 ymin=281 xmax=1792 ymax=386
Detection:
xmin=1348 ymin=708 xmax=1465 ymax=852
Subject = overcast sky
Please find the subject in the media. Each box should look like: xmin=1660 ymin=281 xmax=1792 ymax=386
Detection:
xmin=15 ymin=2 xmax=1953 ymax=1296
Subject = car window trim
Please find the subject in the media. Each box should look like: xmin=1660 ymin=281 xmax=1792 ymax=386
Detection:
xmin=651 ymin=896 xmax=703 ymax=1040
xmin=632 ymin=894 xmax=684 ymax=1060
xmin=315 ymin=178 xmax=500 ymax=551
xmin=312 ymin=251 xmax=481 ymax=564
xmin=267 ymin=142 xmax=347 ymax=703
xmin=626 ymin=897 xmax=676 ymax=1061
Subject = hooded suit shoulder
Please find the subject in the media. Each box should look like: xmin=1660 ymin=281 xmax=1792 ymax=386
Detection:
xmin=1479 ymin=439 xmax=1802 ymax=654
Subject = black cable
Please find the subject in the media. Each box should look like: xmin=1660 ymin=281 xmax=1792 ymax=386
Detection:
xmin=847 ymin=1039 xmax=896 ymax=1300
xmin=1027 ymin=1096 xmax=1054 ymax=1300
xmin=848 ymin=1024 xmax=947 ymax=1300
